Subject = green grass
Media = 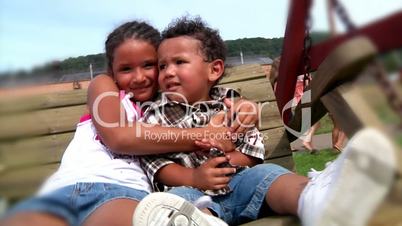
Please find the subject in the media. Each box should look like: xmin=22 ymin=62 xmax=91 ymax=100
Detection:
xmin=396 ymin=132 xmax=402 ymax=147
xmin=292 ymin=84 xmax=402 ymax=176
xmin=293 ymin=134 xmax=402 ymax=176
xmin=293 ymin=149 xmax=340 ymax=176
xmin=315 ymin=114 xmax=334 ymax=135
xmin=376 ymin=105 xmax=400 ymax=125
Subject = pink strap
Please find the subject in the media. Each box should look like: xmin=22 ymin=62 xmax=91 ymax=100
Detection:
xmin=80 ymin=90 xmax=142 ymax=122
xmin=120 ymin=90 xmax=126 ymax=100
xmin=121 ymin=90 xmax=143 ymax=118
xmin=79 ymin=114 xmax=91 ymax=122
xmin=133 ymin=103 xmax=143 ymax=117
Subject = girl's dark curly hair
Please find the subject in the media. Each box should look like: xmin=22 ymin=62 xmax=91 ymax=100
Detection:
xmin=161 ymin=16 xmax=226 ymax=62
xmin=105 ymin=21 xmax=161 ymax=73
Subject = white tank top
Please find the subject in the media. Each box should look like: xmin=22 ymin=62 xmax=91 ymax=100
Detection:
xmin=38 ymin=93 xmax=151 ymax=195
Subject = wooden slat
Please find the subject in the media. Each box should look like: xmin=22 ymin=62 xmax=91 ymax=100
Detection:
xmin=221 ymin=70 xmax=265 ymax=84
xmin=223 ymin=100 xmax=282 ymax=131
xmin=0 ymin=127 xmax=292 ymax=200
xmin=225 ymin=64 xmax=263 ymax=74
xmin=0 ymin=164 xmax=59 ymax=200
xmin=0 ymin=127 xmax=290 ymax=172
xmin=368 ymin=201 xmax=402 ymax=226
xmin=0 ymin=105 xmax=85 ymax=140
xmin=262 ymin=127 xmax=292 ymax=159
xmin=0 ymin=132 xmax=74 ymax=171
xmin=0 ymin=78 xmax=275 ymax=141
xmin=259 ymin=101 xmax=283 ymax=130
xmin=240 ymin=215 xmax=299 ymax=226
xmin=264 ymin=155 xmax=294 ymax=171
xmin=0 ymin=89 xmax=87 ymax=114
xmin=0 ymin=65 xmax=265 ymax=114
xmin=221 ymin=64 xmax=266 ymax=84
xmin=0 ymin=156 xmax=296 ymax=201
xmin=218 ymin=78 xmax=275 ymax=102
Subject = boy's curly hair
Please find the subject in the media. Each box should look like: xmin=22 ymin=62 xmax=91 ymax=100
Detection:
xmin=161 ymin=16 xmax=226 ymax=62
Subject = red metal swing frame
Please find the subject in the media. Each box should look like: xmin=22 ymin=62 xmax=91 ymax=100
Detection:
xmin=276 ymin=0 xmax=402 ymax=125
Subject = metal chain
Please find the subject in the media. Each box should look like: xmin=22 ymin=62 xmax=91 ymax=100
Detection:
xmin=331 ymin=0 xmax=402 ymax=124
xmin=302 ymin=2 xmax=313 ymax=89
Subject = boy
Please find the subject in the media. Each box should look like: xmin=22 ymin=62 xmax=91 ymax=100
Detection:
xmin=135 ymin=16 xmax=397 ymax=226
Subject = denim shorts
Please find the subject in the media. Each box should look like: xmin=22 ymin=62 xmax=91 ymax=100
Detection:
xmin=168 ymin=163 xmax=292 ymax=225
xmin=6 ymin=183 xmax=149 ymax=226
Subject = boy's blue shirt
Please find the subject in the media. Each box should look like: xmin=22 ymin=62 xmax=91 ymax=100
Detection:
xmin=140 ymin=87 xmax=265 ymax=195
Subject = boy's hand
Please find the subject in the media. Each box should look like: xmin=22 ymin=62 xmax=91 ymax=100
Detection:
xmin=224 ymin=98 xmax=259 ymax=134
xmin=192 ymin=156 xmax=236 ymax=190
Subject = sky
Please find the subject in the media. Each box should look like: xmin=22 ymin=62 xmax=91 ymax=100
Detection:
xmin=0 ymin=0 xmax=401 ymax=73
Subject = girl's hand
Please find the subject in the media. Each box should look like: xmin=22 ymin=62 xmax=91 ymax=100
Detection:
xmin=224 ymin=98 xmax=259 ymax=134
xmin=191 ymin=156 xmax=235 ymax=190
xmin=194 ymin=138 xmax=215 ymax=150
xmin=194 ymin=137 xmax=234 ymax=153
xmin=198 ymin=112 xmax=235 ymax=153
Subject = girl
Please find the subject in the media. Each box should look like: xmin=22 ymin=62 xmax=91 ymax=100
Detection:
xmin=2 ymin=21 xmax=255 ymax=226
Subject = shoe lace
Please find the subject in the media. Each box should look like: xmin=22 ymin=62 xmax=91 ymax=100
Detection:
xmin=192 ymin=196 xmax=228 ymax=226
xmin=307 ymin=161 xmax=333 ymax=181
xmin=192 ymin=195 xmax=212 ymax=210
xmin=307 ymin=168 xmax=322 ymax=179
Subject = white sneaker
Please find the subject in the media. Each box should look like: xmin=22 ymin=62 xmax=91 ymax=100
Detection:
xmin=133 ymin=192 xmax=227 ymax=226
xmin=298 ymin=128 xmax=397 ymax=226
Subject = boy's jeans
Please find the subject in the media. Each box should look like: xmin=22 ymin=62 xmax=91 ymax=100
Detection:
xmin=169 ymin=163 xmax=291 ymax=225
